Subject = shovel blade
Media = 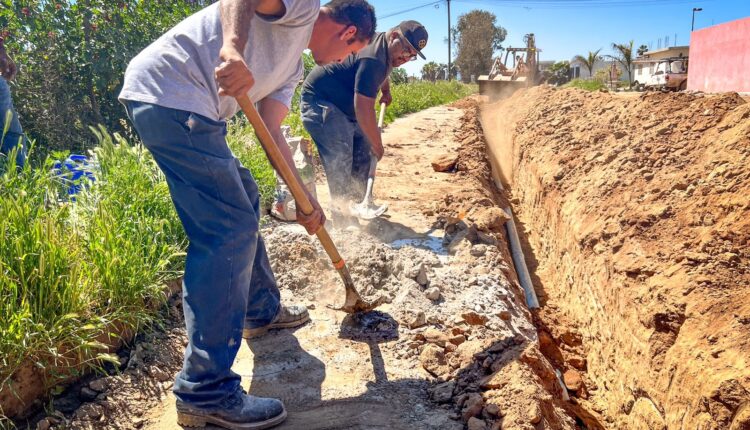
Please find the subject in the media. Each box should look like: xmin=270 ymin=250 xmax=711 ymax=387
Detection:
xmin=327 ymin=265 xmax=386 ymax=314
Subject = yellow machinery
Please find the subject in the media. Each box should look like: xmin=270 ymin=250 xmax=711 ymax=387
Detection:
xmin=478 ymin=34 xmax=541 ymax=101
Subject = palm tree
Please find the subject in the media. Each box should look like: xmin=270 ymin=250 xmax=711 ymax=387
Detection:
xmin=573 ymin=49 xmax=602 ymax=78
xmin=421 ymin=61 xmax=440 ymax=82
xmin=612 ymin=41 xmax=635 ymax=89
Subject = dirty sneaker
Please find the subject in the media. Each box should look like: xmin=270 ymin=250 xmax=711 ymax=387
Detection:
xmin=243 ymin=305 xmax=310 ymax=339
xmin=176 ymin=389 xmax=286 ymax=430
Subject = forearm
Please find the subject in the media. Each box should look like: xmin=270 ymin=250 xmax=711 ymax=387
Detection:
xmin=258 ymin=99 xmax=311 ymax=204
xmin=219 ymin=0 xmax=260 ymax=53
xmin=355 ymin=94 xmax=383 ymax=154
xmin=380 ymin=78 xmax=391 ymax=95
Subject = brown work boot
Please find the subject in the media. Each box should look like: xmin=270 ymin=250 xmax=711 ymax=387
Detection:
xmin=243 ymin=305 xmax=310 ymax=339
xmin=176 ymin=389 xmax=286 ymax=430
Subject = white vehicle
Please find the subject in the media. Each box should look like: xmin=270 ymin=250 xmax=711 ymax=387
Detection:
xmin=633 ymin=57 xmax=688 ymax=91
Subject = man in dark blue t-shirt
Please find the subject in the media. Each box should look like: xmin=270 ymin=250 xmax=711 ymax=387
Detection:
xmin=301 ymin=20 xmax=428 ymax=227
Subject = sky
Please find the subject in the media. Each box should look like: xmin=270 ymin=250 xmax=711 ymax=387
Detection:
xmin=371 ymin=0 xmax=750 ymax=77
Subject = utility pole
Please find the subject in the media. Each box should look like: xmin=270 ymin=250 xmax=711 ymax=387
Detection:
xmin=447 ymin=0 xmax=452 ymax=81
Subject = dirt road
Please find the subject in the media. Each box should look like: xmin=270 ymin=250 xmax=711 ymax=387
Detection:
xmin=48 ymin=100 xmax=572 ymax=430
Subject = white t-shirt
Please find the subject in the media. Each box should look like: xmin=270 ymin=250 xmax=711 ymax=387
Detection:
xmin=119 ymin=0 xmax=319 ymax=121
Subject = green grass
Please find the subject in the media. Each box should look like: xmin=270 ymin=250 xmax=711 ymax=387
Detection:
xmin=0 ymin=80 xmax=475 ymax=423
xmin=564 ymin=78 xmax=606 ymax=91
xmin=0 ymin=129 xmax=186 ymax=423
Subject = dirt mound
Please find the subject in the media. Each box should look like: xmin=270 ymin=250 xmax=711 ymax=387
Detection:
xmin=482 ymin=86 xmax=750 ymax=429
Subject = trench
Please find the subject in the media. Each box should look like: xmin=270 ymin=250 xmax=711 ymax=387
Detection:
xmin=478 ymin=87 xmax=750 ymax=430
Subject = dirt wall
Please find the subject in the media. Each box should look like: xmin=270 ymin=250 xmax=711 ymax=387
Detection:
xmin=481 ymin=87 xmax=750 ymax=429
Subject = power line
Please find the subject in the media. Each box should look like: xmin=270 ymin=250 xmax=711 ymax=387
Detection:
xmin=377 ymin=1 xmax=443 ymax=20
xmin=453 ymin=0 xmax=711 ymax=8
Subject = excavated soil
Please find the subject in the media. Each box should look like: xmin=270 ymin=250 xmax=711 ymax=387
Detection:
xmin=17 ymin=100 xmax=578 ymax=430
xmin=482 ymin=87 xmax=750 ymax=429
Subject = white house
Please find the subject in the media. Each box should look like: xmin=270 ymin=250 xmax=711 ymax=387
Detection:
xmin=569 ymin=56 xmax=631 ymax=82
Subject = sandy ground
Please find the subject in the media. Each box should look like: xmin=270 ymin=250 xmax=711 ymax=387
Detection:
xmin=144 ymin=105 xmax=473 ymax=430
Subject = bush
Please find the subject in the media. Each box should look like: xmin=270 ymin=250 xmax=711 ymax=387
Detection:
xmin=378 ymin=81 xmax=477 ymax=123
xmin=1 ymin=0 xmax=211 ymax=155
xmin=565 ymin=78 xmax=606 ymax=92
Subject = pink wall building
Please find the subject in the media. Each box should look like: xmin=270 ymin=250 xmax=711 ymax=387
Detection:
xmin=688 ymin=16 xmax=750 ymax=93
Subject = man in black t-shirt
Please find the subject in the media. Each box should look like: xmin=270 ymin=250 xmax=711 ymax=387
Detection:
xmin=301 ymin=20 xmax=428 ymax=227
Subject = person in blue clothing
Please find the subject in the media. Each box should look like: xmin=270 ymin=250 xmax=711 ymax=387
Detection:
xmin=119 ymin=0 xmax=376 ymax=428
xmin=301 ymin=20 xmax=428 ymax=228
xmin=0 ymin=35 xmax=27 ymax=167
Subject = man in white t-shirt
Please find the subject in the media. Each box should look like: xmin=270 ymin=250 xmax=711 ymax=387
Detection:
xmin=119 ymin=1 xmax=375 ymax=428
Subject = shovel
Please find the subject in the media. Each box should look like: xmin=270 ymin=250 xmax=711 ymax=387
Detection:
xmin=349 ymin=102 xmax=388 ymax=220
xmin=236 ymin=95 xmax=383 ymax=314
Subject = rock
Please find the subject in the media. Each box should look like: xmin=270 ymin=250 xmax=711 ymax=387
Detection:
xmin=416 ymin=264 xmax=429 ymax=286
xmin=425 ymin=287 xmax=441 ymax=301
xmin=449 ymin=334 xmax=466 ymax=345
xmin=420 ymin=344 xmax=448 ymax=376
xmin=538 ymin=330 xmax=555 ymax=348
xmin=36 ymin=418 xmax=51 ymax=430
xmin=528 ymin=403 xmax=542 ymax=424
xmin=76 ymin=402 xmax=103 ymax=420
xmin=476 ymin=231 xmax=498 ymax=246
xmin=484 ymin=403 xmax=501 ymax=416
xmin=564 ymin=369 xmax=583 ymax=392
xmin=567 ymin=355 xmax=587 ymax=370
xmin=79 ymin=387 xmax=98 ymax=401
xmin=52 ymin=394 xmax=81 ymax=413
xmin=470 ymin=244 xmax=487 ymax=257
xmin=456 ymin=340 xmax=485 ymax=367
xmin=560 ymin=330 xmax=582 ymax=346
xmin=445 ymin=343 xmax=457 ymax=353
xmin=406 ymin=311 xmax=427 ymax=329
xmin=89 ymin=378 xmax=108 ymax=392
xmin=429 ymin=381 xmax=455 ymax=403
xmin=424 ymin=328 xmax=450 ymax=347
xmin=150 ymin=366 xmax=172 ymax=382
xmin=472 ymin=208 xmax=510 ymax=232
xmin=432 ymin=153 xmax=458 ymax=172
xmin=462 ymin=393 xmax=484 ymax=421
xmin=448 ymin=230 xmax=471 ymax=255
xmin=467 ymin=417 xmax=487 ymax=430
xmin=497 ymin=311 xmax=512 ymax=321
xmin=462 ymin=311 xmax=489 ymax=326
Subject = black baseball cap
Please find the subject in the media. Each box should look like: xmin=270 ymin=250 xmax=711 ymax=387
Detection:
xmin=398 ymin=20 xmax=428 ymax=60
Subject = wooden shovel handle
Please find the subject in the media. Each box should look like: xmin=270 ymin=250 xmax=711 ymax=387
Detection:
xmin=378 ymin=102 xmax=386 ymax=129
xmin=235 ymin=95 xmax=345 ymax=269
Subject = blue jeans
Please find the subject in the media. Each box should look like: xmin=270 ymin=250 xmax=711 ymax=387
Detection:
xmin=300 ymin=92 xmax=372 ymax=220
xmin=0 ymin=78 xmax=27 ymax=167
xmin=124 ymin=101 xmax=280 ymax=407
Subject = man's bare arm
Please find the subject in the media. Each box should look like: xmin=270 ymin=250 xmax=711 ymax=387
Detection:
xmin=216 ymin=0 xmax=286 ymax=96
xmin=379 ymin=78 xmax=392 ymax=106
xmin=258 ymin=97 xmax=325 ymax=234
xmin=355 ymin=93 xmax=384 ymax=160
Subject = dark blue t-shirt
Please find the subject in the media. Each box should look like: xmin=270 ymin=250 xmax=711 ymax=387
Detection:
xmin=302 ymin=32 xmax=391 ymax=119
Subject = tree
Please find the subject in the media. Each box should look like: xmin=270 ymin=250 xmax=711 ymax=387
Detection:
xmin=421 ymin=61 xmax=440 ymax=82
xmin=390 ymin=67 xmax=408 ymax=85
xmin=612 ymin=40 xmax=635 ymax=89
xmin=572 ymin=49 xmax=602 ymax=78
xmin=547 ymin=61 xmax=571 ymax=85
xmin=637 ymin=44 xmax=649 ymax=57
xmin=453 ymin=10 xmax=507 ymax=83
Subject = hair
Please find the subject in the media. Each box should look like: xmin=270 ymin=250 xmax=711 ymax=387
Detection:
xmin=324 ymin=0 xmax=376 ymax=43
